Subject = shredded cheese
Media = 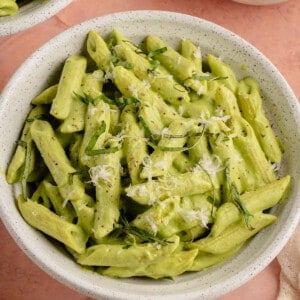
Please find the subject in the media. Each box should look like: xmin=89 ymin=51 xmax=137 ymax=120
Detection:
xmin=128 ymin=83 xmax=139 ymax=98
xmin=179 ymin=207 xmax=210 ymax=228
xmin=199 ymin=112 xmax=231 ymax=126
xmin=271 ymin=160 xmax=281 ymax=173
xmin=141 ymin=80 xmax=151 ymax=89
xmin=145 ymin=214 xmax=158 ymax=235
xmin=141 ymin=155 xmax=154 ymax=182
xmin=193 ymin=47 xmax=202 ymax=59
xmin=197 ymin=85 xmax=204 ymax=96
xmin=178 ymin=105 xmax=184 ymax=116
xmin=88 ymin=165 xmax=112 ymax=186
xmin=191 ymin=153 xmax=223 ymax=180
xmin=104 ymin=63 xmax=115 ymax=82
xmin=160 ymin=127 xmax=171 ymax=137
xmin=154 ymin=160 xmax=168 ymax=171
xmin=158 ymin=74 xmax=173 ymax=81
xmin=93 ymin=71 xmax=104 ymax=82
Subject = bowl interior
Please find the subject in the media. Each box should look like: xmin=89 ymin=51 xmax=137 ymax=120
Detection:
xmin=0 ymin=0 xmax=72 ymax=37
xmin=0 ymin=11 xmax=299 ymax=300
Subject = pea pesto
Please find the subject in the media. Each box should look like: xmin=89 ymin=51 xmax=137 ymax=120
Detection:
xmin=7 ymin=29 xmax=289 ymax=279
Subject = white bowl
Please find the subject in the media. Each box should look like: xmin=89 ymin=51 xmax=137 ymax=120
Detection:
xmin=0 ymin=0 xmax=72 ymax=37
xmin=232 ymin=0 xmax=288 ymax=5
xmin=0 ymin=11 xmax=299 ymax=300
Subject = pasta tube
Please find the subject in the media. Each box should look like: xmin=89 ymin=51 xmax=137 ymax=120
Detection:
xmin=6 ymin=105 xmax=48 ymax=184
xmin=146 ymin=35 xmax=195 ymax=81
xmin=189 ymin=245 xmax=242 ymax=271
xmin=113 ymin=65 xmax=179 ymax=125
xmin=0 ymin=0 xmax=18 ymax=17
xmin=211 ymin=175 xmax=290 ymax=237
xmin=132 ymin=196 xmax=214 ymax=238
xmin=237 ymin=77 xmax=283 ymax=162
xmin=140 ymin=120 xmax=187 ymax=178
xmin=92 ymin=150 xmax=121 ymax=239
xmin=113 ymin=43 xmax=190 ymax=105
xmin=190 ymin=213 xmax=276 ymax=254
xmin=103 ymin=249 xmax=198 ymax=279
xmin=126 ymin=171 xmax=212 ymax=205
xmin=50 ymin=55 xmax=87 ymax=120
xmin=87 ymin=30 xmax=112 ymax=71
xmin=207 ymin=54 xmax=238 ymax=93
xmin=30 ymin=120 xmax=85 ymax=201
xmin=18 ymin=196 xmax=87 ymax=254
xmin=121 ymin=105 xmax=148 ymax=184
xmin=77 ymin=236 xmax=179 ymax=267
xmin=31 ymin=84 xmax=58 ymax=105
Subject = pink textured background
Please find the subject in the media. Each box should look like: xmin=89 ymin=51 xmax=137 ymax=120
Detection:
xmin=0 ymin=0 xmax=299 ymax=299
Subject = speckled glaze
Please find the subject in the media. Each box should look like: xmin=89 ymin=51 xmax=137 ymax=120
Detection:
xmin=0 ymin=0 xmax=72 ymax=37
xmin=0 ymin=11 xmax=299 ymax=300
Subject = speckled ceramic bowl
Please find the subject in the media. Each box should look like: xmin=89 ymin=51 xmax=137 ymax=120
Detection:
xmin=0 ymin=0 xmax=72 ymax=37
xmin=232 ymin=0 xmax=288 ymax=5
xmin=0 ymin=11 xmax=299 ymax=300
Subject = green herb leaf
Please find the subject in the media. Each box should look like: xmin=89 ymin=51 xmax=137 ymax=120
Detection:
xmin=85 ymin=121 xmax=119 ymax=156
xmin=118 ymin=214 xmax=171 ymax=246
xmin=148 ymin=59 xmax=160 ymax=74
xmin=68 ymin=171 xmax=81 ymax=185
xmin=17 ymin=140 xmax=31 ymax=200
xmin=159 ymin=131 xmax=205 ymax=139
xmin=85 ymin=121 xmax=120 ymax=156
xmin=191 ymin=75 xmax=228 ymax=81
xmin=74 ymin=92 xmax=98 ymax=105
xmin=148 ymin=142 xmax=190 ymax=152
xmin=148 ymin=47 xmax=167 ymax=58
xmin=225 ymin=165 xmax=254 ymax=230
xmin=117 ymin=61 xmax=134 ymax=69
xmin=139 ymin=116 xmax=156 ymax=144
xmin=85 ymin=146 xmax=119 ymax=156
xmin=115 ymin=96 xmax=139 ymax=106
xmin=99 ymin=94 xmax=115 ymax=105
xmin=76 ymin=91 xmax=139 ymax=108
xmin=86 ymin=121 xmax=106 ymax=151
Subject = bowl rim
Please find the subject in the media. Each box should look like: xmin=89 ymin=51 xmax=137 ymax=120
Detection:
xmin=0 ymin=0 xmax=73 ymax=37
xmin=0 ymin=10 xmax=300 ymax=300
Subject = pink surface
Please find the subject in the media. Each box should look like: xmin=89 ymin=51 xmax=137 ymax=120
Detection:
xmin=0 ymin=0 xmax=299 ymax=299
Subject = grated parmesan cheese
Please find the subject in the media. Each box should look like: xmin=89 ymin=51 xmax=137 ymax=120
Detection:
xmin=93 ymin=71 xmax=104 ymax=82
xmin=158 ymin=74 xmax=173 ymax=81
xmin=193 ymin=47 xmax=202 ymax=59
xmin=141 ymin=80 xmax=151 ymax=89
xmin=196 ymin=85 xmax=204 ymax=96
xmin=191 ymin=153 xmax=223 ymax=180
xmin=145 ymin=214 xmax=158 ymax=235
xmin=88 ymin=165 xmax=112 ymax=186
xmin=271 ymin=160 xmax=281 ymax=173
xmin=178 ymin=105 xmax=184 ymax=116
xmin=179 ymin=207 xmax=210 ymax=228
xmin=154 ymin=160 xmax=168 ymax=171
xmin=141 ymin=155 xmax=154 ymax=182
xmin=88 ymin=105 xmax=98 ymax=116
xmin=128 ymin=83 xmax=139 ymax=98
xmin=104 ymin=63 xmax=115 ymax=82
xmin=160 ymin=127 xmax=171 ymax=137
xmin=199 ymin=112 xmax=231 ymax=126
